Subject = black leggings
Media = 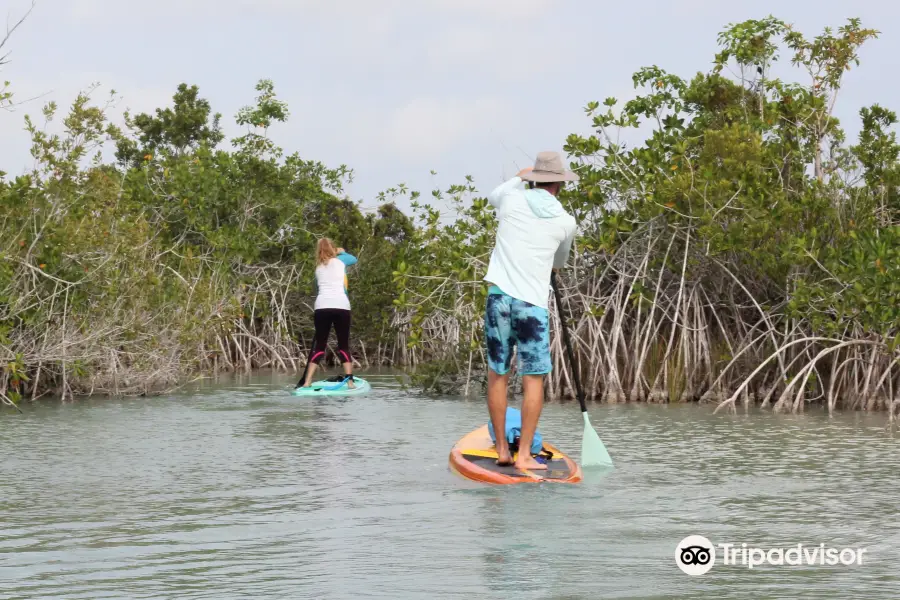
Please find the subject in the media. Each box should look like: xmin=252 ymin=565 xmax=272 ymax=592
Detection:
xmin=307 ymin=309 xmax=352 ymax=365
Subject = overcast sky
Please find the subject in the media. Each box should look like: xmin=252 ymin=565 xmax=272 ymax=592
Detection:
xmin=2 ymin=0 xmax=899 ymax=214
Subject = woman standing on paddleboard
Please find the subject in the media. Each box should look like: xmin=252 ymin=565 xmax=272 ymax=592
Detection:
xmin=300 ymin=237 xmax=358 ymax=388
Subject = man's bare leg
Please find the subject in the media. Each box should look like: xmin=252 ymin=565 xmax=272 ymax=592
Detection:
xmin=515 ymin=374 xmax=548 ymax=470
xmin=487 ymin=369 xmax=512 ymax=465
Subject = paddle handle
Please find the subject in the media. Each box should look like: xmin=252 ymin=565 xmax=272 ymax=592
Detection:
xmin=551 ymin=271 xmax=588 ymax=414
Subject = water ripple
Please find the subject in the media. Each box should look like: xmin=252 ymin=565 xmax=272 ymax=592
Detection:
xmin=2 ymin=373 xmax=899 ymax=598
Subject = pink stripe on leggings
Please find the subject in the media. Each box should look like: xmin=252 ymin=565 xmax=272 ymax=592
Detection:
xmin=339 ymin=350 xmax=351 ymax=362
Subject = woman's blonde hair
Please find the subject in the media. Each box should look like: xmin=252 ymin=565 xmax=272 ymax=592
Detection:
xmin=316 ymin=237 xmax=338 ymax=265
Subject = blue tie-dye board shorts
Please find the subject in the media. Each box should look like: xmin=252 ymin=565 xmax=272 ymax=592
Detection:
xmin=484 ymin=286 xmax=552 ymax=376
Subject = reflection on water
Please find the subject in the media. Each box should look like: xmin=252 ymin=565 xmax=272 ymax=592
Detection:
xmin=2 ymin=369 xmax=899 ymax=599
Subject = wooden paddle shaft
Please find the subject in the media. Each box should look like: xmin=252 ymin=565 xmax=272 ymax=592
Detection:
xmin=551 ymin=271 xmax=588 ymax=413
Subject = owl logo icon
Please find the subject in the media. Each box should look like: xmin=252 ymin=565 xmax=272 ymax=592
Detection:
xmin=676 ymin=536 xmax=716 ymax=575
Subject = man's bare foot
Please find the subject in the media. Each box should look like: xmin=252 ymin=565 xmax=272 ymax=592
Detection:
xmin=347 ymin=379 xmax=355 ymax=389
xmin=495 ymin=447 xmax=513 ymax=466
xmin=515 ymin=455 xmax=548 ymax=471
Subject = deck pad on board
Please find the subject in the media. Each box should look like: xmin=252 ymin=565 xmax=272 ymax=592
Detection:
xmin=449 ymin=424 xmax=582 ymax=485
xmin=292 ymin=377 xmax=371 ymax=396
xmin=460 ymin=453 xmax=575 ymax=480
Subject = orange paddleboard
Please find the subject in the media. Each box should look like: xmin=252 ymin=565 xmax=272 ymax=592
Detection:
xmin=448 ymin=425 xmax=582 ymax=485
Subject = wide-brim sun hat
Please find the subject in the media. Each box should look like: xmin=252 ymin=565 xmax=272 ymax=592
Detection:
xmin=520 ymin=151 xmax=579 ymax=183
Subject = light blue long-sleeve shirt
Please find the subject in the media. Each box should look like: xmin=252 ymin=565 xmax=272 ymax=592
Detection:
xmin=336 ymin=252 xmax=357 ymax=294
xmin=336 ymin=251 xmax=357 ymax=267
xmin=483 ymin=177 xmax=577 ymax=309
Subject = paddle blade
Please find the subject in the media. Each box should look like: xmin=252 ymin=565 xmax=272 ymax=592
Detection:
xmin=581 ymin=412 xmax=613 ymax=468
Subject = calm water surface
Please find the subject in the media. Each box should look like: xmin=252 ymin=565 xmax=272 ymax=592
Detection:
xmin=2 ymin=370 xmax=899 ymax=599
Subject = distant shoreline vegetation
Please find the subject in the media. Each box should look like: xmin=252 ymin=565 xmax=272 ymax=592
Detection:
xmin=1 ymin=16 xmax=898 ymax=416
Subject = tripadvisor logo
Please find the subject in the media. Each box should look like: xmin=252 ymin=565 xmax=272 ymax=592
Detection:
xmin=676 ymin=535 xmax=715 ymax=576
xmin=675 ymin=536 xmax=867 ymax=575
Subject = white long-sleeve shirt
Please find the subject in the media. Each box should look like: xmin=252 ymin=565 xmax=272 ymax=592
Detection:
xmin=483 ymin=177 xmax=577 ymax=309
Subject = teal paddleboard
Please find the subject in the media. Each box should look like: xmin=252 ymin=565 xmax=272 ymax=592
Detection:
xmin=292 ymin=377 xmax=371 ymax=397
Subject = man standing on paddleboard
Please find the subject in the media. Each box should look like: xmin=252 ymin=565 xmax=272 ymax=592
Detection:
xmin=483 ymin=151 xmax=578 ymax=470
